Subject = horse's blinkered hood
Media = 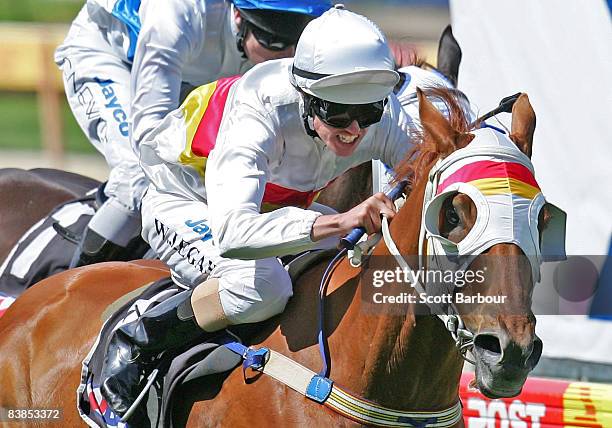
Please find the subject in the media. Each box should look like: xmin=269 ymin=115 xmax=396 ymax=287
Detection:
xmin=422 ymin=127 xmax=566 ymax=282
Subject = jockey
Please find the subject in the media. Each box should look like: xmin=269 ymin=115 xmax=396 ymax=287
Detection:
xmin=100 ymin=6 xmax=413 ymax=416
xmin=54 ymin=0 xmax=331 ymax=268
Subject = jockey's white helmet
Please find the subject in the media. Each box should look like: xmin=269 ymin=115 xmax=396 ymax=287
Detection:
xmin=290 ymin=5 xmax=399 ymax=104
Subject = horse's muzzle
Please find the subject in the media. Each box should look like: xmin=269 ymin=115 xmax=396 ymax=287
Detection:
xmin=471 ymin=331 xmax=543 ymax=398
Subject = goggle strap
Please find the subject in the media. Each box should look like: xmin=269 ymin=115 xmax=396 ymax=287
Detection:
xmin=301 ymin=94 xmax=320 ymax=139
xmin=236 ymin=18 xmax=248 ymax=59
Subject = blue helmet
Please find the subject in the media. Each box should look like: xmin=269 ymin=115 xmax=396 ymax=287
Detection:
xmin=231 ymin=0 xmax=332 ymax=17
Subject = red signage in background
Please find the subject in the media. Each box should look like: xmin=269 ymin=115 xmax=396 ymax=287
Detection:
xmin=460 ymin=373 xmax=612 ymax=427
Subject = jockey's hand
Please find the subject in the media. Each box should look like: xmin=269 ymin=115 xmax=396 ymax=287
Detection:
xmin=311 ymin=193 xmax=396 ymax=241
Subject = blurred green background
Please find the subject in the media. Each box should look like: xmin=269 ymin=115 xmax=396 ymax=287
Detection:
xmin=0 ymin=0 xmax=82 ymax=23
xmin=0 ymin=0 xmax=92 ymax=152
xmin=0 ymin=92 xmax=93 ymax=152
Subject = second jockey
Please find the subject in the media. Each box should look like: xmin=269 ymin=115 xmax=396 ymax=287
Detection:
xmin=55 ymin=0 xmax=331 ymax=268
xmin=99 ymin=6 xmax=415 ymax=416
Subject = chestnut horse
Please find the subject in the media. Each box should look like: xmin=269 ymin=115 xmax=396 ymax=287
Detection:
xmin=0 ymin=87 xmax=549 ymax=427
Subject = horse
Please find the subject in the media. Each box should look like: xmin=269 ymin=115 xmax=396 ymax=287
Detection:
xmin=0 ymin=86 xmax=552 ymax=427
xmin=0 ymin=168 xmax=100 ymax=262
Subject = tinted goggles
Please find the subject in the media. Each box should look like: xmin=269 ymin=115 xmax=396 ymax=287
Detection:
xmin=247 ymin=22 xmax=296 ymax=51
xmin=310 ymin=97 xmax=387 ymax=129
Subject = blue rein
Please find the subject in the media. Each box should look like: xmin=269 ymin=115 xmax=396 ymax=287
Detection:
xmin=317 ymin=248 xmax=347 ymax=377
xmin=317 ymin=180 xmax=408 ymax=377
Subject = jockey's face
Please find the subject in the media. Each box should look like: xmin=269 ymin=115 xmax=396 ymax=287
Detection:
xmin=235 ymin=11 xmax=295 ymax=64
xmin=313 ymin=116 xmax=369 ymax=157
xmin=243 ymin=31 xmax=295 ymax=63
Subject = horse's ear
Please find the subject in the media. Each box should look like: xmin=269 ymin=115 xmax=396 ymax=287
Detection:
xmin=437 ymin=25 xmax=462 ymax=88
xmin=417 ymin=88 xmax=456 ymax=154
xmin=418 ymin=88 xmax=458 ymax=155
xmin=510 ymin=93 xmax=536 ymax=158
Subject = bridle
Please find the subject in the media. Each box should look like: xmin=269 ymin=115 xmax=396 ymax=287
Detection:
xmin=324 ymin=174 xmax=475 ymax=369
xmin=380 ymin=212 xmax=475 ymax=364
xmin=332 ymin=126 xmax=565 ymax=368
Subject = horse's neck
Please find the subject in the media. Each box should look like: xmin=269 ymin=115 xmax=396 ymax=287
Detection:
xmin=340 ymin=177 xmax=463 ymax=409
xmin=358 ymin=310 xmax=463 ymax=408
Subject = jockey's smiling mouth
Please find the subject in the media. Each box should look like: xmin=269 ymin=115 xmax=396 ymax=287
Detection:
xmin=313 ymin=117 xmax=369 ymax=157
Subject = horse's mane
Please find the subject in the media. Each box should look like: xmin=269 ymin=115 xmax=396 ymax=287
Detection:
xmin=393 ymin=86 xmax=473 ymax=188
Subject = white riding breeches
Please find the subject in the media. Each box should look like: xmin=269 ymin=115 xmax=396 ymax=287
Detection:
xmin=55 ymin=7 xmax=147 ymax=214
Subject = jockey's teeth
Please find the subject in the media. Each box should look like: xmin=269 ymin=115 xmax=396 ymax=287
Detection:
xmin=339 ymin=134 xmax=357 ymax=144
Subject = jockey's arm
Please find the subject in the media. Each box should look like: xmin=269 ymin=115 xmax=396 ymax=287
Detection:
xmin=130 ymin=0 xmax=202 ymax=152
xmin=206 ymin=108 xmax=324 ymax=260
xmin=207 ymin=138 xmax=396 ymax=255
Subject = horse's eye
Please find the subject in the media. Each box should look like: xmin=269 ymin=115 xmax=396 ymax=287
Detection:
xmin=445 ymin=207 xmax=460 ymax=226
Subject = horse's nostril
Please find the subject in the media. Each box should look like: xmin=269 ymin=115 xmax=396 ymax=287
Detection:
xmin=526 ymin=337 xmax=543 ymax=369
xmin=474 ymin=333 xmax=502 ymax=358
